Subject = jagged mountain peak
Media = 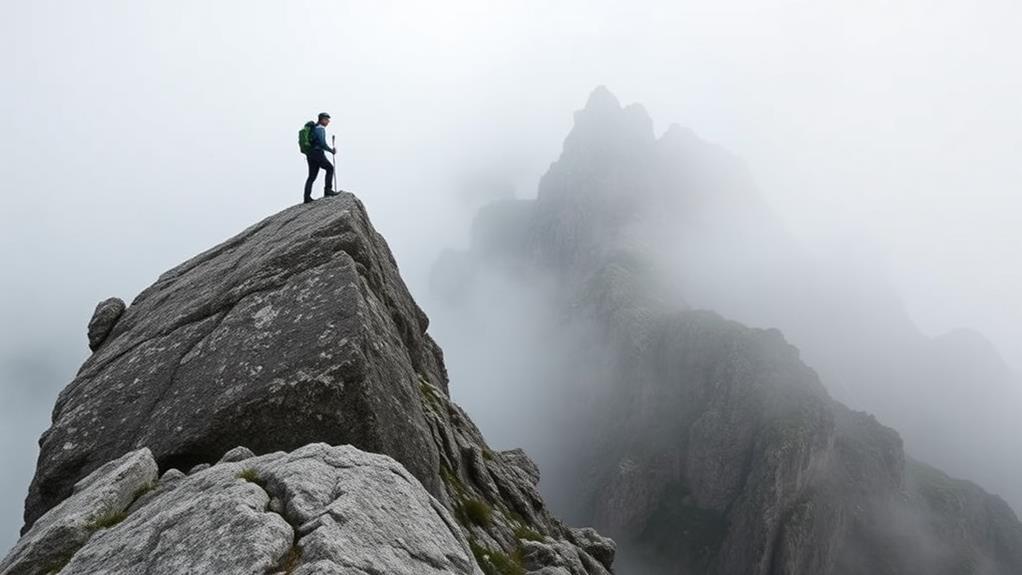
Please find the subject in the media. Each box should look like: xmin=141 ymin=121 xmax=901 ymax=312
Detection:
xmin=582 ymin=85 xmax=621 ymax=112
xmin=561 ymin=87 xmax=656 ymax=167
xmin=429 ymin=91 xmax=1022 ymax=574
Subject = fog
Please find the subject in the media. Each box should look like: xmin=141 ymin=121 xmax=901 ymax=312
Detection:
xmin=2 ymin=0 xmax=1021 ymax=552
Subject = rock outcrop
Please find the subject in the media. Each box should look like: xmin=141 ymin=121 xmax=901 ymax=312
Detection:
xmin=86 ymin=297 xmax=124 ymax=351
xmin=13 ymin=194 xmax=613 ymax=574
xmin=28 ymin=194 xmax=448 ymax=531
xmin=5 ymin=444 xmax=480 ymax=575
xmin=429 ymin=87 xmax=1022 ymax=574
xmin=1 ymin=449 xmax=158 ymax=575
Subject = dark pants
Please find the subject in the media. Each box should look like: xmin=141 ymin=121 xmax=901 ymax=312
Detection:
xmin=304 ymin=150 xmax=334 ymax=200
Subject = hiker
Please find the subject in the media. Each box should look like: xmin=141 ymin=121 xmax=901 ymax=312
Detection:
xmin=299 ymin=112 xmax=339 ymax=204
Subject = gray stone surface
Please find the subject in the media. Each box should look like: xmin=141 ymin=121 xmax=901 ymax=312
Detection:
xmin=26 ymin=194 xmax=447 ymax=531
xmin=567 ymin=528 xmax=616 ymax=570
xmin=218 ymin=445 xmax=255 ymax=463
xmin=0 ymin=448 xmax=157 ymax=575
xmin=414 ymin=379 xmax=614 ymax=574
xmin=158 ymin=469 xmax=185 ymax=484
xmin=500 ymin=448 xmax=541 ymax=486
xmin=520 ymin=539 xmax=610 ymax=575
xmin=86 ymin=297 xmax=125 ymax=352
xmin=273 ymin=444 xmax=479 ymax=575
xmin=17 ymin=193 xmax=613 ymax=573
xmin=5 ymin=444 xmax=487 ymax=575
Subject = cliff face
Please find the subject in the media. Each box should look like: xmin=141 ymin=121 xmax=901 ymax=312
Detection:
xmin=28 ymin=196 xmax=448 ymax=530
xmin=429 ymin=88 xmax=1022 ymax=574
xmin=9 ymin=194 xmax=614 ymax=575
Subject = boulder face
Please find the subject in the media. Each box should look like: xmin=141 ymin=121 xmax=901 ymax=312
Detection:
xmin=17 ymin=193 xmax=614 ymax=575
xmin=429 ymin=87 xmax=1022 ymax=574
xmin=1 ymin=448 xmax=159 ymax=575
xmin=28 ymin=194 xmax=447 ymax=531
xmin=86 ymin=297 xmax=125 ymax=351
xmin=5 ymin=444 xmax=481 ymax=575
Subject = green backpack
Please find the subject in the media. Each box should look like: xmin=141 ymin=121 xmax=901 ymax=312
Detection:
xmin=298 ymin=121 xmax=316 ymax=154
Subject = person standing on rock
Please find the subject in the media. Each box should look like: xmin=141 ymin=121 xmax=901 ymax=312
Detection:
xmin=300 ymin=112 xmax=339 ymax=204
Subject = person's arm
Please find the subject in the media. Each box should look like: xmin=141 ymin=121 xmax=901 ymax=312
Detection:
xmin=314 ymin=126 xmax=336 ymax=153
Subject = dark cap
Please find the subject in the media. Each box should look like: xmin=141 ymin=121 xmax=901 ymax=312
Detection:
xmin=318 ymin=112 xmax=331 ymax=119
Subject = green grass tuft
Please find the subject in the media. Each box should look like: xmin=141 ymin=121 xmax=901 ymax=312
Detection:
xmin=280 ymin=544 xmax=302 ymax=574
xmin=418 ymin=376 xmax=444 ymax=412
xmin=440 ymin=464 xmax=468 ymax=498
xmin=513 ymin=525 xmax=544 ymax=543
xmin=44 ymin=552 xmax=75 ymax=574
xmin=86 ymin=509 xmax=128 ymax=531
xmin=469 ymin=540 xmax=524 ymax=575
xmin=131 ymin=480 xmax=157 ymax=502
xmin=237 ymin=467 xmax=263 ymax=485
xmin=458 ymin=499 xmax=493 ymax=528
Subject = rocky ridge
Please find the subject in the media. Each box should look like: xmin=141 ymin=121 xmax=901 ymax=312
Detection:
xmin=430 ymin=87 xmax=1022 ymax=574
xmin=9 ymin=194 xmax=614 ymax=574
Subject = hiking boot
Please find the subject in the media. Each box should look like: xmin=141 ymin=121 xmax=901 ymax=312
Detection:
xmin=324 ymin=189 xmax=340 ymax=198
xmin=303 ymin=196 xmax=314 ymax=204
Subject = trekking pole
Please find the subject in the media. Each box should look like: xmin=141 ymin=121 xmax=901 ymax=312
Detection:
xmin=331 ymin=135 xmax=338 ymax=192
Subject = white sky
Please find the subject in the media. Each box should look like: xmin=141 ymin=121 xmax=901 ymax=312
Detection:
xmin=3 ymin=1 xmax=1019 ymax=366
xmin=1 ymin=0 xmax=1020 ymax=547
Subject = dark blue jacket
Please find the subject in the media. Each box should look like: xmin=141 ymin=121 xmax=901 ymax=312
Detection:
xmin=311 ymin=124 xmax=332 ymax=153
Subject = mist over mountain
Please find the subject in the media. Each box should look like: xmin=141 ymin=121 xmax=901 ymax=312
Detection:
xmin=4 ymin=3 xmax=1022 ymax=571
xmin=428 ymin=87 xmax=1022 ymax=573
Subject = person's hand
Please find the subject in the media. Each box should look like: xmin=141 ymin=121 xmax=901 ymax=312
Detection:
xmin=331 ymin=148 xmax=337 ymax=155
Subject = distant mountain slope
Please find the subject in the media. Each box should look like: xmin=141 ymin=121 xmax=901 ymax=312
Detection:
xmin=429 ymin=87 xmax=1022 ymax=573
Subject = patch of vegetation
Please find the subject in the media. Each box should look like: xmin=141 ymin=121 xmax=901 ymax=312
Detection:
xmin=237 ymin=467 xmax=264 ymax=487
xmin=417 ymin=375 xmax=444 ymax=412
xmin=513 ymin=525 xmax=544 ymax=543
xmin=440 ymin=464 xmax=468 ymax=498
xmin=505 ymin=508 xmax=528 ymax=528
xmin=469 ymin=540 xmax=524 ymax=575
xmin=457 ymin=498 xmax=493 ymax=528
xmin=279 ymin=544 xmax=302 ymax=574
xmin=86 ymin=509 xmax=128 ymax=531
xmin=482 ymin=449 xmax=495 ymax=461
xmin=44 ymin=551 xmax=75 ymax=574
xmin=131 ymin=480 xmax=157 ymax=502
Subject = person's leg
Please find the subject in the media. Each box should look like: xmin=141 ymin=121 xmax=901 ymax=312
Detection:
xmin=323 ymin=159 xmax=335 ymax=193
xmin=304 ymin=154 xmax=319 ymax=202
xmin=311 ymin=151 xmax=334 ymax=194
